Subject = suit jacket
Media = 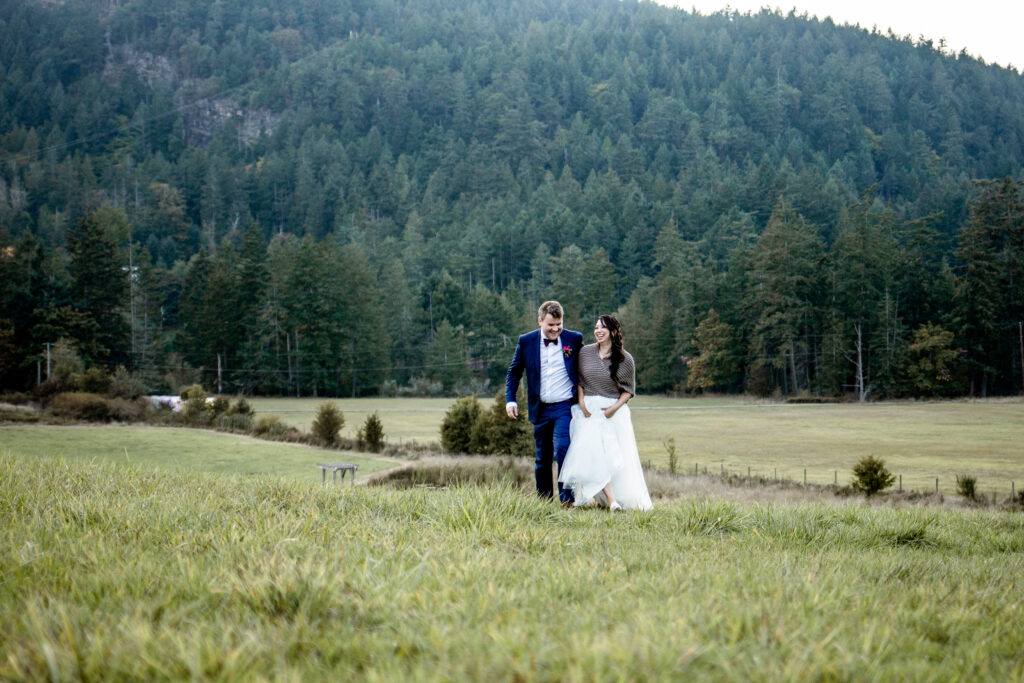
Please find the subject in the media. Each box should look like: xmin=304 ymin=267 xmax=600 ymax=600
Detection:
xmin=505 ymin=328 xmax=584 ymax=423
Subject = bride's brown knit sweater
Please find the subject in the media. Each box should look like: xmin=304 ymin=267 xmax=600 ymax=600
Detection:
xmin=577 ymin=343 xmax=636 ymax=398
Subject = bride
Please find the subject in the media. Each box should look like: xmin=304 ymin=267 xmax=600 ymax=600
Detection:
xmin=559 ymin=315 xmax=652 ymax=511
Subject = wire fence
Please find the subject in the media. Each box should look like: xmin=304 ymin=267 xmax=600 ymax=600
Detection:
xmin=646 ymin=460 xmax=1021 ymax=502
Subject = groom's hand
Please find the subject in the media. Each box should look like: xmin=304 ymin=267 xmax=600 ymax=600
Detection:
xmin=505 ymin=402 xmax=518 ymax=419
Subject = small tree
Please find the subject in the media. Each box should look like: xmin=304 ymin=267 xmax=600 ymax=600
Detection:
xmin=851 ymin=456 xmax=896 ymax=497
xmin=108 ymin=366 xmax=146 ymax=399
xmin=955 ymin=474 xmax=978 ymax=502
xmin=440 ymin=396 xmax=482 ymax=453
xmin=664 ymin=437 xmax=678 ymax=474
xmin=312 ymin=402 xmax=345 ymax=447
xmin=50 ymin=338 xmax=85 ymax=388
xmin=358 ymin=412 xmax=385 ymax=452
xmin=687 ymin=309 xmax=739 ymax=392
xmin=901 ymin=323 xmax=964 ymax=396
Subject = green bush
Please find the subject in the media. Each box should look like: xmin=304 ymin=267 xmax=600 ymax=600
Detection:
xmin=476 ymin=392 xmax=533 ymax=457
xmin=78 ymin=367 xmax=112 ymax=394
xmin=955 ymin=474 xmax=978 ymax=502
xmin=50 ymin=339 xmax=84 ymax=387
xmin=440 ymin=396 xmax=482 ymax=453
xmin=217 ymin=413 xmax=255 ymax=433
xmin=312 ymin=402 xmax=345 ymax=447
xmin=210 ymin=396 xmax=230 ymax=417
xmin=181 ymin=385 xmax=210 ymax=425
xmin=107 ymin=366 xmax=146 ymax=399
xmin=851 ymin=456 xmax=896 ymax=497
xmin=358 ymin=412 xmax=386 ymax=453
xmin=253 ymin=414 xmax=295 ymax=439
xmin=49 ymin=392 xmax=112 ymax=422
xmin=228 ymin=397 xmax=253 ymax=415
xmin=664 ymin=437 xmax=678 ymax=474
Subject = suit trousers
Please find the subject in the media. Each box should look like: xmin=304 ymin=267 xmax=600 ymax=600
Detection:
xmin=533 ymin=399 xmax=574 ymax=502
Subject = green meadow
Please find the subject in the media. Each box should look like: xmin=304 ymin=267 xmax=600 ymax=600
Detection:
xmin=1 ymin=456 xmax=1022 ymax=680
xmin=249 ymin=396 xmax=1024 ymax=495
xmin=0 ymin=425 xmax=399 ymax=485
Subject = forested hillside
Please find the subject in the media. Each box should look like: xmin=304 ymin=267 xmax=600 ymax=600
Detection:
xmin=1 ymin=0 xmax=1023 ymax=398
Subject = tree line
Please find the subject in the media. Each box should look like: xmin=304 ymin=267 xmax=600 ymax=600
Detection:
xmin=2 ymin=176 xmax=1022 ymax=398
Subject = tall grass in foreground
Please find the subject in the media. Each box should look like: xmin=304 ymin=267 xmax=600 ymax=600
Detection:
xmin=1 ymin=455 xmax=1022 ymax=681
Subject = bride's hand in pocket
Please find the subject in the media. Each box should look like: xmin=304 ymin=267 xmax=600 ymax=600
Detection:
xmin=580 ymin=406 xmax=591 ymax=418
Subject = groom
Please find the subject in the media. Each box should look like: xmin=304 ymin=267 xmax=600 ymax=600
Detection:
xmin=506 ymin=300 xmax=584 ymax=505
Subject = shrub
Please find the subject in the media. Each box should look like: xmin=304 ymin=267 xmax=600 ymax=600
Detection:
xmin=107 ymin=366 xmax=146 ymax=399
xmin=181 ymin=385 xmax=210 ymax=425
xmin=851 ymin=456 xmax=896 ymax=497
xmin=476 ymin=391 xmax=533 ymax=457
xmin=253 ymin=414 xmax=294 ymax=439
xmin=50 ymin=339 xmax=84 ymax=387
xmin=107 ymin=397 xmax=147 ymax=422
xmin=217 ymin=413 xmax=254 ymax=433
xmin=312 ymin=402 xmax=345 ymax=446
xmin=358 ymin=412 xmax=386 ymax=452
xmin=228 ymin=397 xmax=253 ymax=415
xmin=78 ymin=367 xmax=111 ymax=394
xmin=209 ymin=396 xmax=230 ymax=417
xmin=955 ymin=474 xmax=978 ymax=502
xmin=400 ymin=376 xmax=444 ymax=397
xmin=440 ymin=396 xmax=482 ymax=453
xmin=49 ymin=392 xmax=112 ymax=422
xmin=0 ymin=404 xmax=40 ymax=423
xmin=664 ymin=437 xmax=678 ymax=474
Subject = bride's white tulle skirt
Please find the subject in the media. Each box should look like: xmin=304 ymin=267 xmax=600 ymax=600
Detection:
xmin=558 ymin=395 xmax=653 ymax=510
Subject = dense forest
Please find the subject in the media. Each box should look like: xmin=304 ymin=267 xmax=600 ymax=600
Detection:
xmin=1 ymin=0 xmax=1023 ymax=399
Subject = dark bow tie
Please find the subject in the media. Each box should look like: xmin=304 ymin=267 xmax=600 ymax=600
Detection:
xmin=544 ymin=338 xmax=559 ymax=347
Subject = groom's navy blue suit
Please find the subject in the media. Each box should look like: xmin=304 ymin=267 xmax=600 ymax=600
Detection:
xmin=506 ymin=328 xmax=584 ymax=502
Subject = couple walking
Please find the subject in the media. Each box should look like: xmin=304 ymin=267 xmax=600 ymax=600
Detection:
xmin=505 ymin=301 xmax=652 ymax=511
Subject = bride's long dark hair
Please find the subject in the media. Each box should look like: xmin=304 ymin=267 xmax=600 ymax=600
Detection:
xmin=597 ymin=315 xmax=624 ymax=382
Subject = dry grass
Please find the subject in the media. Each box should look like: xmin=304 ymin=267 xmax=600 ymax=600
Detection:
xmin=366 ymin=455 xmax=997 ymax=510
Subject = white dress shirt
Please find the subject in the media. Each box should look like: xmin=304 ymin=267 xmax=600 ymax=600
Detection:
xmin=539 ymin=334 xmax=573 ymax=403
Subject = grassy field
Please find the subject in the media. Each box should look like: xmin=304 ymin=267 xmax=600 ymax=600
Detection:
xmin=250 ymin=396 xmax=450 ymax=446
xmin=1 ymin=456 xmax=1021 ymax=680
xmin=0 ymin=425 xmax=399 ymax=485
xmin=250 ymin=396 xmax=1024 ymax=496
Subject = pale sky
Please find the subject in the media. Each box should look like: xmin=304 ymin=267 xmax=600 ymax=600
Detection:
xmin=655 ymin=1 xmax=1024 ymax=70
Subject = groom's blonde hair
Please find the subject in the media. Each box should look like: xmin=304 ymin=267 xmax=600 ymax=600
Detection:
xmin=537 ymin=301 xmax=563 ymax=320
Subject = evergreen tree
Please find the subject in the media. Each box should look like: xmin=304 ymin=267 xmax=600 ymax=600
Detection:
xmin=66 ymin=206 xmax=130 ymax=365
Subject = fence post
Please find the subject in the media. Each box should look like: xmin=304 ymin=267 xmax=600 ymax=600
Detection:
xmin=695 ymin=462 xmax=698 ymax=475
xmin=774 ymin=468 xmax=777 ymax=481
xmin=748 ymin=466 xmax=751 ymax=478
xmin=721 ymin=463 xmax=724 ymax=476
xmin=935 ymin=477 xmax=939 ymax=494
xmin=834 ymin=470 xmax=837 ymax=485
xmin=803 ymin=469 xmax=807 ymax=486
xmin=899 ymin=475 xmax=902 ymax=492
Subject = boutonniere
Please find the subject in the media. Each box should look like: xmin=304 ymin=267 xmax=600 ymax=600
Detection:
xmin=562 ymin=346 xmax=573 ymax=359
